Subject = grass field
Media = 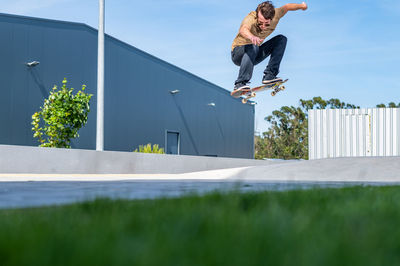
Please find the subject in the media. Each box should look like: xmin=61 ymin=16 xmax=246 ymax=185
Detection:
xmin=1 ymin=186 xmax=400 ymax=266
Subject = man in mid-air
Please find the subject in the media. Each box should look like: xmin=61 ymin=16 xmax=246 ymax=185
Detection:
xmin=231 ymin=1 xmax=308 ymax=97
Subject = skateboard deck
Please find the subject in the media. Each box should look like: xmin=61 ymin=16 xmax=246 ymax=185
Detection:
xmin=241 ymin=79 xmax=288 ymax=104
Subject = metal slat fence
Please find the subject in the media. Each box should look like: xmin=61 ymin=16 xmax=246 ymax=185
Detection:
xmin=308 ymin=108 xmax=400 ymax=159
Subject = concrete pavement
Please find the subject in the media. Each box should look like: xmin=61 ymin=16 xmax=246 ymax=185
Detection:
xmin=1 ymin=156 xmax=400 ymax=209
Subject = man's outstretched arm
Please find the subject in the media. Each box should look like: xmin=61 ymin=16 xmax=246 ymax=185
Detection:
xmin=282 ymin=2 xmax=308 ymax=15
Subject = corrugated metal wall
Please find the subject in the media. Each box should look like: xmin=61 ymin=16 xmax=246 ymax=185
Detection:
xmin=309 ymin=108 xmax=400 ymax=159
xmin=0 ymin=13 xmax=255 ymax=158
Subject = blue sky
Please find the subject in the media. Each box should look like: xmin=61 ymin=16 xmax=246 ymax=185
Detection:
xmin=2 ymin=0 xmax=400 ymax=133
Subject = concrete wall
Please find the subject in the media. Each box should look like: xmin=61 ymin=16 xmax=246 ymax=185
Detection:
xmin=0 ymin=13 xmax=254 ymax=158
xmin=0 ymin=145 xmax=274 ymax=174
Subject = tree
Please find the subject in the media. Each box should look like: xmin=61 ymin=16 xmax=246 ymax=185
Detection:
xmin=255 ymin=97 xmax=358 ymax=160
xmin=376 ymin=102 xmax=400 ymax=108
xmin=32 ymin=78 xmax=92 ymax=148
xmin=255 ymin=105 xmax=307 ymax=159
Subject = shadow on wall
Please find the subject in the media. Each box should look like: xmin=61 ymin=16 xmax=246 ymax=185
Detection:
xmin=171 ymin=95 xmax=199 ymax=155
xmin=28 ymin=67 xmax=49 ymax=99
xmin=211 ymin=107 xmax=226 ymax=153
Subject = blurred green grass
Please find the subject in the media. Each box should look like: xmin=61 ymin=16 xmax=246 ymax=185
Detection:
xmin=1 ymin=186 xmax=400 ymax=266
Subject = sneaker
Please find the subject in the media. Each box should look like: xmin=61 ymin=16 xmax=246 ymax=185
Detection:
xmin=231 ymin=82 xmax=250 ymax=98
xmin=262 ymin=75 xmax=283 ymax=85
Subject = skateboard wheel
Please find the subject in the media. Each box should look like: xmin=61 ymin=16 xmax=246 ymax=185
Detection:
xmin=281 ymin=86 xmax=285 ymax=91
xmin=251 ymin=92 xmax=256 ymax=97
xmin=242 ymin=98 xmax=248 ymax=104
xmin=271 ymin=91 xmax=276 ymax=96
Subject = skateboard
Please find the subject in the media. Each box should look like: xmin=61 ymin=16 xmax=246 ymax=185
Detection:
xmin=241 ymin=79 xmax=288 ymax=104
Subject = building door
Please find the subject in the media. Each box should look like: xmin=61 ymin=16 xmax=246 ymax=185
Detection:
xmin=166 ymin=131 xmax=180 ymax=155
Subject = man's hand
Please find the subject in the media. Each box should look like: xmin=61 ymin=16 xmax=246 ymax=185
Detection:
xmin=250 ymin=36 xmax=264 ymax=46
xmin=283 ymin=2 xmax=308 ymax=13
xmin=239 ymin=24 xmax=264 ymax=46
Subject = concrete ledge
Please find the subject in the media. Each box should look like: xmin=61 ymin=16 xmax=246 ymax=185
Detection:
xmin=2 ymin=156 xmax=399 ymax=182
xmin=0 ymin=145 xmax=278 ymax=174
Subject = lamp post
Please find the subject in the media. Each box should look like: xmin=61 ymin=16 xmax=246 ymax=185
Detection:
xmin=96 ymin=0 xmax=105 ymax=151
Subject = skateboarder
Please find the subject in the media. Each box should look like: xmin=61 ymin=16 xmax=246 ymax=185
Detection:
xmin=231 ymin=1 xmax=308 ymax=97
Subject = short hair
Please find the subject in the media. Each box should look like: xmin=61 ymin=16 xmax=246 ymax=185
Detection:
xmin=256 ymin=1 xmax=275 ymax=20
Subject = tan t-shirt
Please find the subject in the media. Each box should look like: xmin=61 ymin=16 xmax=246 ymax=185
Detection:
xmin=231 ymin=8 xmax=286 ymax=51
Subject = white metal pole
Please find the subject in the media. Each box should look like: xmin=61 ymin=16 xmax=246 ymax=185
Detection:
xmin=96 ymin=0 xmax=105 ymax=151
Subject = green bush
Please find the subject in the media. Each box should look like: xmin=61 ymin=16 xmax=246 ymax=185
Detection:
xmin=31 ymin=78 xmax=92 ymax=148
xmin=134 ymin=143 xmax=165 ymax=154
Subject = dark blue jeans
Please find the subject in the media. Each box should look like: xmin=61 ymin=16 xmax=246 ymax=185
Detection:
xmin=231 ymin=34 xmax=287 ymax=85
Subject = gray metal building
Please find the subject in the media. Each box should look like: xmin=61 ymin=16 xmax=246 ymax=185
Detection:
xmin=0 ymin=13 xmax=254 ymax=158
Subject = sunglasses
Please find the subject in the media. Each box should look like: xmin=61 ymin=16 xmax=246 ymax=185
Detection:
xmin=256 ymin=16 xmax=272 ymax=27
xmin=257 ymin=22 xmax=270 ymax=27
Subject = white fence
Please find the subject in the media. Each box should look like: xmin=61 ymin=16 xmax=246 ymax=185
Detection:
xmin=308 ymin=108 xmax=400 ymax=160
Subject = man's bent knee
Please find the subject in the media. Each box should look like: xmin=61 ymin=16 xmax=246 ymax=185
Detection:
xmin=276 ymin=34 xmax=287 ymax=44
